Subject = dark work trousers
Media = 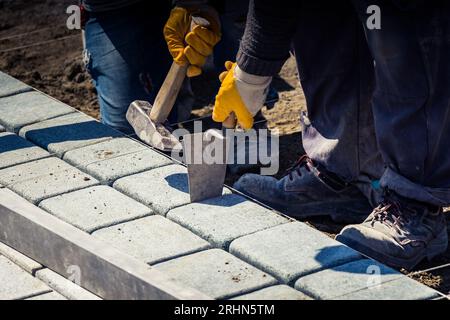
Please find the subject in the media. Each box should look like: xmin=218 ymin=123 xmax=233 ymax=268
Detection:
xmin=293 ymin=1 xmax=450 ymax=207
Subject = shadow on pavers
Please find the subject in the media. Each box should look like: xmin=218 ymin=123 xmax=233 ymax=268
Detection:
xmin=22 ymin=121 xmax=121 ymax=149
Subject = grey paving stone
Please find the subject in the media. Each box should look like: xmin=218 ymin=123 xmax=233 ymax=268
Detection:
xmin=0 ymin=91 xmax=75 ymax=132
xmin=0 ymin=157 xmax=99 ymax=204
xmin=154 ymin=249 xmax=277 ymax=299
xmin=114 ymin=164 xmax=230 ymax=215
xmin=167 ymin=194 xmax=288 ymax=249
xmin=0 ymin=132 xmax=50 ymax=169
xmin=35 ymin=269 xmax=101 ymax=300
xmin=232 ymin=285 xmax=312 ymax=300
xmin=0 ymin=71 xmax=32 ymax=98
xmin=26 ymin=291 xmax=67 ymax=300
xmin=295 ymin=259 xmax=406 ymax=300
xmin=19 ymin=113 xmax=122 ymax=157
xmin=336 ymin=276 xmax=441 ymax=300
xmin=0 ymin=242 xmax=43 ymax=275
xmin=64 ymin=137 xmax=172 ymax=183
xmin=93 ymin=215 xmax=211 ymax=264
xmin=39 ymin=186 xmax=153 ymax=233
xmin=0 ymin=255 xmax=51 ymax=300
xmin=229 ymin=222 xmax=362 ymax=284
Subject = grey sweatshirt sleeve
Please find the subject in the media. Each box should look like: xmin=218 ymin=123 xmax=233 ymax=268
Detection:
xmin=237 ymin=0 xmax=300 ymax=76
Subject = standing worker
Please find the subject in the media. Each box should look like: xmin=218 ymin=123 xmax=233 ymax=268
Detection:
xmin=210 ymin=0 xmax=449 ymax=269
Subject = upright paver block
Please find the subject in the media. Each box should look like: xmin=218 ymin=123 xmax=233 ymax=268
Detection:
xmin=64 ymin=137 xmax=172 ymax=183
xmin=0 ymin=71 xmax=32 ymax=98
xmin=167 ymin=194 xmax=289 ymax=249
xmin=229 ymin=222 xmax=362 ymax=284
xmin=93 ymin=215 xmax=211 ymax=264
xmin=232 ymin=285 xmax=312 ymax=300
xmin=0 ymin=157 xmax=98 ymax=204
xmin=0 ymin=91 xmax=75 ymax=132
xmin=19 ymin=113 xmax=122 ymax=157
xmin=39 ymin=186 xmax=153 ymax=233
xmin=0 ymin=242 xmax=43 ymax=275
xmin=35 ymin=269 xmax=101 ymax=300
xmin=26 ymin=291 xmax=67 ymax=300
xmin=0 ymin=256 xmax=51 ymax=300
xmin=154 ymin=249 xmax=277 ymax=299
xmin=294 ymin=259 xmax=406 ymax=299
xmin=0 ymin=132 xmax=50 ymax=169
xmin=114 ymin=164 xmax=230 ymax=215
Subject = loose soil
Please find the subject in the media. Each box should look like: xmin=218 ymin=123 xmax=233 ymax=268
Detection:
xmin=1 ymin=0 xmax=449 ymax=297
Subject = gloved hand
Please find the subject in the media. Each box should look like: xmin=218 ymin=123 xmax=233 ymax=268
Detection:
xmin=164 ymin=6 xmax=221 ymax=77
xmin=213 ymin=61 xmax=272 ymax=129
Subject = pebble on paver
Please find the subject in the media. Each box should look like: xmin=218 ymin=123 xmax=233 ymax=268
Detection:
xmin=232 ymin=285 xmax=312 ymax=300
xmin=0 ymin=91 xmax=75 ymax=132
xmin=153 ymin=249 xmax=277 ymax=300
xmin=0 ymin=71 xmax=32 ymax=98
xmin=0 ymin=157 xmax=98 ymax=204
xmin=229 ymin=222 xmax=362 ymax=284
xmin=39 ymin=186 xmax=153 ymax=233
xmin=114 ymin=164 xmax=230 ymax=216
xmin=93 ymin=215 xmax=211 ymax=265
xmin=35 ymin=269 xmax=101 ymax=300
xmin=63 ymin=137 xmax=172 ymax=183
xmin=19 ymin=113 xmax=122 ymax=157
xmin=0 ymin=132 xmax=50 ymax=170
xmin=0 ymin=255 xmax=51 ymax=300
xmin=294 ymin=259 xmax=406 ymax=300
xmin=167 ymin=194 xmax=289 ymax=249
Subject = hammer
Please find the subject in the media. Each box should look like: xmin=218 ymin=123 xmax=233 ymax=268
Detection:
xmin=126 ymin=16 xmax=235 ymax=151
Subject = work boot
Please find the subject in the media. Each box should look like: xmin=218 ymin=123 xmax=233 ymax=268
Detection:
xmin=233 ymin=155 xmax=372 ymax=223
xmin=336 ymin=191 xmax=448 ymax=270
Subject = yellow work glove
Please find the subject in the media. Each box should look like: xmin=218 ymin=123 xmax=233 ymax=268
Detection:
xmin=213 ymin=61 xmax=272 ymax=129
xmin=164 ymin=6 xmax=221 ymax=77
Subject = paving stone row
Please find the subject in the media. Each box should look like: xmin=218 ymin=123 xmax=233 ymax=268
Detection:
xmin=114 ymin=164 xmax=231 ymax=216
xmin=19 ymin=112 xmax=123 ymax=158
xmin=0 ymin=243 xmax=100 ymax=300
xmin=167 ymin=194 xmax=289 ymax=250
xmin=39 ymin=186 xmax=154 ymax=233
xmin=0 ymin=73 xmax=442 ymax=300
xmin=0 ymin=91 xmax=75 ymax=132
xmin=63 ymin=137 xmax=172 ymax=184
xmin=0 ymin=132 xmax=51 ymax=170
xmin=0 ymin=157 xmax=99 ymax=204
xmin=0 ymin=71 xmax=32 ymax=98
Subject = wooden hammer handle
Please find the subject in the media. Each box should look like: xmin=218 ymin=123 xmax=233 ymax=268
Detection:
xmin=149 ymin=16 xmax=210 ymax=124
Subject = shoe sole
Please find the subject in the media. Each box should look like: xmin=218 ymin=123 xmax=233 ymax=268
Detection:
xmin=336 ymin=229 xmax=448 ymax=270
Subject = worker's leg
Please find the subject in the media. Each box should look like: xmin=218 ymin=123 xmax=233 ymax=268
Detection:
xmin=84 ymin=2 xmax=193 ymax=133
xmin=337 ymin=1 xmax=449 ymax=269
xmin=293 ymin=1 xmax=383 ymax=205
xmin=233 ymin=1 xmax=377 ymax=223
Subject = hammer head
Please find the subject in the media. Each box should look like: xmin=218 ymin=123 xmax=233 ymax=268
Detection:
xmin=126 ymin=101 xmax=182 ymax=152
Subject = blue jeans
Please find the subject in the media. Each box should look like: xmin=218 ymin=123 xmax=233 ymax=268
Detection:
xmin=84 ymin=2 xmax=193 ymax=134
xmin=84 ymin=1 xmax=248 ymax=134
xmin=293 ymin=1 xmax=450 ymax=207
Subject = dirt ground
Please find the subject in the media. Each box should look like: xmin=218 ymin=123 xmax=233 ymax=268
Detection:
xmin=1 ymin=0 xmax=449 ymax=296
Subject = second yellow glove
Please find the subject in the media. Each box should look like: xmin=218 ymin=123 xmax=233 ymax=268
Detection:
xmin=213 ymin=61 xmax=272 ymax=129
xmin=164 ymin=6 xmax=221 ymax=77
